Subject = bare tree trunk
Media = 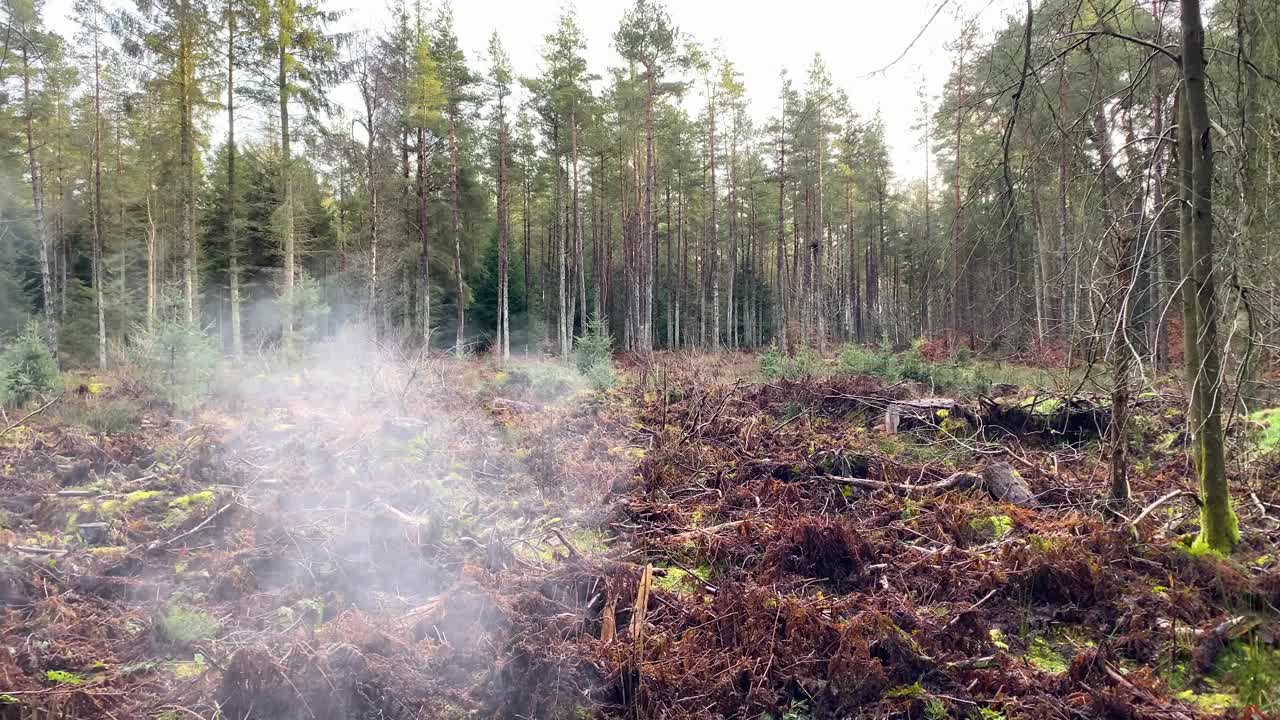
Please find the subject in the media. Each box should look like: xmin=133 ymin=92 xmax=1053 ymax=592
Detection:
xmin=227 ymin=9 xmax=243 ymax=356
xmin=92 ymin=16 xmax=106 ymax=368
xmin=640 ymin=72 xmax=657 ymax=353
xmin=708 ymin=81 xmax=720 ymax=350
xmin=950 ymin=69 xmax=964 ymax=348
xmin=498 ymin=99 xmax=510 ymax=360
xmin=572 ymin=105 xmax=586 ymax=340
xmin=279 ymin=38 xmax=295 ymax=345
xmin=1090 ymin=103 xmax=1134 ymax=502
xmin=677 ymin=167 xmax=686 ymax=347
xmin=814 ymin=106 xmax=825 ymax=351
xmin=727 ymin=109 xmax=738 ymax=349
xmin=22 ymin=45 xmax=57 ymax=356
xmin=418 ymin=126 xmax=431 ymax=341
xmin=1179 ymin=0 xmax=1237 ymax=553
xmin=775 ymin=126 xmax=788 ymax=353
xmin=449 ymin=112 xmax=465 ymax=354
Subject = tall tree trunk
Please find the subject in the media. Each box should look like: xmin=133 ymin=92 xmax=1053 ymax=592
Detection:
xmin=449 ymin=112 xmax=465 ymax=354
xmin=498 ymin=100 xmax=510 ymax=360
xmin=775 ymin=127 xmax=788 ymax=352
xmin=594 ymin=153 xmax=604 ymax=325
xmin=92 ymin=17 xmax=106 ymax=369
xmin=179 ymin=0 xmax=197 ymax=328
xmin=572 ymin=105 xmax=586 ymax=340
xmin=727 ymin=121 xmax=737 ymax=349
xmin=708 ymin=81 xmax=720 ymax=350
xmin=1179 ymin=0 xmax=1238 ymax=553
xmin=279 ymin=34 xmax=295 ymax=345
xmin=677 ymin=167 xmax=686 ymax=347
xmin=418 ymin=127 xmax=431 ymax=341
xmin=640 ymin=71 xmax=657 ymax=353
xmin=523 ymin=154 xmax=532 ymax=346
xmin=1056 ymin=67 xmax=1073 ymax=347
xmin=813 ymin=107 xmax=825 ymax=350
xmin=22 ymin=45 xmax=57 ymax=356
xmin=554 ymin=126 xmax=567 ymax=355
xmin=227 ymin=8 xmax=243 ymax=356
xmin=949 ymin=45 xmax=966 ymax=346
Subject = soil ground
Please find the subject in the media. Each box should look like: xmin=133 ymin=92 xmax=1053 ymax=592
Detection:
xmin=1 ymin=345 xmax=1279 ymax=720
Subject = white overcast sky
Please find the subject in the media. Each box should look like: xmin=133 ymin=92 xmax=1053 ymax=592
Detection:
xmin=46 ymin=0 xmax=1026 ymax=182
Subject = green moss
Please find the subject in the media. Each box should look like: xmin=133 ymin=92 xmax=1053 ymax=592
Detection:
xmin=1026 ymin=637 xmax=1069 ymax=674
xmin=566 ymin=528 xmax=610 ymax=555
xmin=169 ymin=490 xmax=214 ymax=511
xmin=1026 ymin=534 xmax=1057 ymax=553
xmin=886 ymin=682 xmax=925 ymax=698
xmin=1174 ymin=689 xmax=1239 ymax=712
xmin=989 ymin=628 xmax=1010 ymax=651
xmin=162 ymin=491 xmax=215 ymax=527
xmin=969 ymin=514 xmax=1014 ymax=540
xmin=654 ymin=565 xmax=712 ymax=595
xmin=171 ymin=654 xmax=207 ymax=680
xmin=1019 ymin=396 xmax=1062 ymax=415
xmin=156 ymin=604 xmax=220 ymax=647
xmin=98 ymin=490 xmax=166 ymax=517
xmin=45 ymin=670 xmax=84 ymax=685
xmin=1155 ymin=431 xmax=1181 ymax=452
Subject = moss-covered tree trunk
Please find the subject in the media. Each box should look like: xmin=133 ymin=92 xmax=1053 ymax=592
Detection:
xmin=1179 ymin=0 xmax=1239 ymax=553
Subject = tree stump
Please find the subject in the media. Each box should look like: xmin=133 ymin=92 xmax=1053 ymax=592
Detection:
xmin=981 ymin=462 xmax=1036 ymax=507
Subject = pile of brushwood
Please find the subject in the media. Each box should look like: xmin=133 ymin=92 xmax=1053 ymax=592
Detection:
xmin=1 ymin=350 xmax=1278 ymax=720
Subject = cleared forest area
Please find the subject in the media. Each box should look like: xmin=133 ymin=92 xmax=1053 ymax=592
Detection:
xmin=4 ymin=0 xmax=1280 ymax=716
xmin=0 ymin=343 xmax=1278 ymax=719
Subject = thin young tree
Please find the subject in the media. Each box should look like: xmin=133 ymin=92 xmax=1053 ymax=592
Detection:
xmin=488 ymin=31 xmax=513 ymax=360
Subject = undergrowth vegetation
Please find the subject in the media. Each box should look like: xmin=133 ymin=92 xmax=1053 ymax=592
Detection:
xmin=574 ymin=318 xmax=616 ymax=390
xmin=837 ymin=341 xmax=993 ymax=395
xmin=760 ymin=340 xmax=994 ymax=395
xmin=126 ymin=319 xmax=220 ymax=411
xmin=0 ymin=324 xmax=61 ymax=407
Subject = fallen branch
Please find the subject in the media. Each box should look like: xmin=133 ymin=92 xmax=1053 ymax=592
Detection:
xmin=946 ymin=587 xmax=1000 ymax=627
xmin=13 ymin=545 xmax=68 ymax=556
xmin=0 ymin=393 xmax=64 ymax=439
xmin=665 ymin=519 xmax=750 ymax=544
xmin=544 ymin=528 xmax=580 ymax=560
xmin=824 ymin=471 xmax=981 ymax=498
xmin=147 ymin=502 xmax=234 ymax=552
xmin=1129 ymin=490 xmax=1199 ymax=528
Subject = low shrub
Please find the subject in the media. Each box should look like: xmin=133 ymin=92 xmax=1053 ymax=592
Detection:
xmin=499 ymin=361 xmax=584 ymax=402
xmin=127 ymin=319 xmax=219 ymax=412
xmin=59 ymin=398 xmax=140 ymax=433
xmin=837 ymin=339 xmax=991 ymax=396
xmin=0 ymin=324 xmax=60 ymax=407
xmin=760 ymin=346 xmax=821 ymax=380
xmin=574 ymin=319 xmax=615 ymax=390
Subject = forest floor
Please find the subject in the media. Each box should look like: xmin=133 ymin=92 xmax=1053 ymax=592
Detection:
xmin=1 ymin=342 xmax=1279 ymax=720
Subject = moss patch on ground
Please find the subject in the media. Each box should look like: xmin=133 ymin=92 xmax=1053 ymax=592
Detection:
xmin=156 ymin=604 xmax=220 ymax=647
xmin=1248 ymin=408 xmax=1280 ymax=455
